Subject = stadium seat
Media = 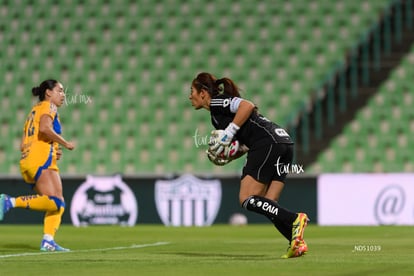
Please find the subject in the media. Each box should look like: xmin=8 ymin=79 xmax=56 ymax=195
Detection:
xmin=0 ymin=0 xmax=397 ymax=175
xmin=310 ymin=43 xmax=414 ymax=173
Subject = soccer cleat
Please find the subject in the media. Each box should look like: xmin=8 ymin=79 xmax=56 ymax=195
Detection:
xmin=40 ymin=239 xmax=70 ymax=252
xmin=281 ymin=213 xmax=310 ymax=259
xmin=281 ymin=240 xmax=308 ymax=259
xmin=0 ymin=194 xmax=13 ymax=221
xmin=297 ymin=239 xmax=308 ymax=255
xmin=291 ymin=213 xmax=309 ymax=242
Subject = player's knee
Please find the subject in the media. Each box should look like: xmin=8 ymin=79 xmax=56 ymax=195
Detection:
xmin=240 ymin=195 xmax=255 ymax=209
xmin=49 ymin=196 xmax=65 ymax=211
xmin=239 ymin=190 xmax=253 ymax=205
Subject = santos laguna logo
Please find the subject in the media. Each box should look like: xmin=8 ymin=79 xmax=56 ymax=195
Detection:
xmin=155 ymin=174 xmax=221 ymax=226
xmin=70 ymin=175 xmax=138 ymax=226
xmin=374 ymin=185 xmax=405 ymax=225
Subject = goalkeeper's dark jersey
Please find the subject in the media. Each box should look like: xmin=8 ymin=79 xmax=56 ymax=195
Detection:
xmin=209 ymin=94 xmax=294 ymax=149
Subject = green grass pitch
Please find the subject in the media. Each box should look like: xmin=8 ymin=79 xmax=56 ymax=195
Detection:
xmin=0 ymin=224 xmax=413 ymax=275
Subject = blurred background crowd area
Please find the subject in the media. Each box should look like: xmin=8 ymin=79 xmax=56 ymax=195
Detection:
xmin=0 ymin=0 xmax=413 ymax=176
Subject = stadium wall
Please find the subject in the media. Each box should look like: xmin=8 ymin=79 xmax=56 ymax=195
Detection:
xmin=0 ymin=174 xmax=316 ymax=226
xmin=2 ymin=173 xmax=412 ymax=226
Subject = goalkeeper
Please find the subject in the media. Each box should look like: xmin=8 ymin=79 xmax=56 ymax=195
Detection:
xmin=188 ymin=72 xmax=309 ymax=259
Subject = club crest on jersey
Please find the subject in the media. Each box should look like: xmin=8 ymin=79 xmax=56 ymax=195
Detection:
xmin=155 ymin=174 xmax=221 ymax=226
xmin=70 ymin=175 xmax=138 ymax=226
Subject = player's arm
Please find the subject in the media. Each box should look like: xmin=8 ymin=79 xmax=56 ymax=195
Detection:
xmin=231 ymin=99 xmax=255 ymax=128
xmin=39 ymin=114 xmax=75 ymax=150
xmin=210 ymin=98 xmax=255 ymax=155
xmin=20 ymin=133 xmax=25 ymax=152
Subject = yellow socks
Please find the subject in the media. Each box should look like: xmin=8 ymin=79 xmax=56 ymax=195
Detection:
xmin=43 ymin=207 xmax=65 ymax=237
xmin=12 ymin=194 xmax=66 ymax=240
xmin=14 ymin=195 xmax=60 ymax=211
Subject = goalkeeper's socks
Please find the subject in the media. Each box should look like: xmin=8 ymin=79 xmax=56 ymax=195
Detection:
xmin=271 ymin=219 xmax=292 ymax=241
xmin=15 ymin=195 xmax=61 ymax=212
xmin=242 ymin=195 xmax=297 ymax=226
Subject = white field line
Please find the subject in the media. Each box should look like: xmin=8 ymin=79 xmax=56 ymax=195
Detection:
xmin=0 ymin=241 xmax=170 ymax=259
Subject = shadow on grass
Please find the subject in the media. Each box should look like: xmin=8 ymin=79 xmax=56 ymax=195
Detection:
xmin=0 ymin=243 xmax=38 ymax=252
xmin=167 ymin=251 xmax=272 ymax=260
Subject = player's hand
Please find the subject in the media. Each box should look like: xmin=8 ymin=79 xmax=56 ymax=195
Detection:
xmin=64 ymin=141 xmax=75 ymax=150
xmin=56 ymin=146 xmax=63 ymax=160
xmin=209 ymin=123 xmax=240 ymax=156
xmin=209 ymin=130 xmax=228 ymax=156
xmin=206 ymin=149 xmax=231 ymax=166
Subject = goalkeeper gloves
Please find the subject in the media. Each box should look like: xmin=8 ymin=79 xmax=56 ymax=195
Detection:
xmin=209 ymin=122 xmax=240 ymax=156
xmin=206 ymin=149 xmax=231 ymax=166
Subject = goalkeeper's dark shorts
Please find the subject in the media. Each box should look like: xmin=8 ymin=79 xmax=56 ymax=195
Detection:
xmin=241 ymin=143 xmax=294 ymax=185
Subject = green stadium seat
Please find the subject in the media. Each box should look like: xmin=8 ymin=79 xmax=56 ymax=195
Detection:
xmin=311 ymin=42 xmax=414 ymax=173
xmin=0 ymin=0 xmax=398 ymax=174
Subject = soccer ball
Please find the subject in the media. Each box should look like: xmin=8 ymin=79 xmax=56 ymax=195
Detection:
xmin=218 ymin=140 xmax=240 ymax=159
xmin=229 ymin=213 xmax=248 ymax=226
xmin=209 ymin=130 xmax=242 ymax=159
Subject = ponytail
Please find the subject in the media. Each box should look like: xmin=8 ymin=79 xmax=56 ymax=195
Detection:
xmin=215 ymin=78 xmax=241 ymax=98
xmin=192 ymin=72 xmax=241 ymax=98
xmin=31 ymin=79 xmax=58 ymax=101
xmin=31 ymin=86 xmax=42 ymax=97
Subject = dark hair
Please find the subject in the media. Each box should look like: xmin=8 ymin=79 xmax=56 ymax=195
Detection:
xmin=31 ymin=79 xmax=58 ymax=101
xmin=192 ymin=72 xmax=241 ymax=98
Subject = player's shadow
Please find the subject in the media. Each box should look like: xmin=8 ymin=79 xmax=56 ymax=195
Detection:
xmin=169 ymin=252 xmax=272 ymax=260
xmin=0 ymin=243 xmax=38 ymax=252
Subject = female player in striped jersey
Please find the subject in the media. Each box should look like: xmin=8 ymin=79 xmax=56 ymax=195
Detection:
xmin=0 ymin=79 xmax=75 ymax=251
xmin=189 ymin=72 xmax=308 ymax=258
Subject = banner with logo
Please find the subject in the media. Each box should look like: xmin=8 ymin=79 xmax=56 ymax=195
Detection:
xmin=318 ymin=173 xmax=414 ymax=225
xmin=70 ymin=175 xmax=138 ymax=226
xmin=0 ymin=175 xmax=316 ymax=225
xmin=155 ymin=174 xmax=222 ymax=226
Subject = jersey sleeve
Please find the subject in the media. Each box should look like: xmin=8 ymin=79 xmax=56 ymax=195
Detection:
xmin=209 ymin=94 xmax=239 ymax=130
xmin=209 ymin=94 xmax=237 ymax=116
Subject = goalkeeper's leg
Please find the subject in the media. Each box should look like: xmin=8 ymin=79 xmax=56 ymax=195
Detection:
xmin=240 ymin=176 xmax=308 ymax=258
xmin=242 ymin=195 xmax=297 ymax=231
xmin=264 ymin=180 xmax=294 ymax=241
xmin=266 ymin=179 xmax=309 ymax=258
xmin=240 ymin=176 xmax=298 ymax=232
